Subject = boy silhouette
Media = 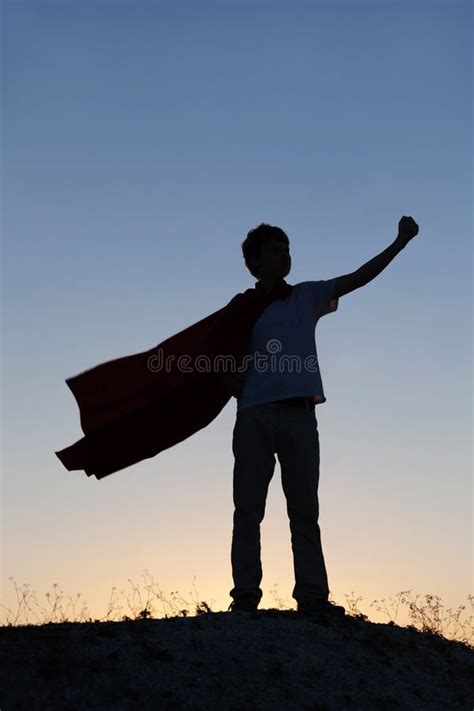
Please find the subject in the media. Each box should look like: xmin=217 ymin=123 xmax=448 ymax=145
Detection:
xmin=227 ymin=217 xmax=419 ymax=618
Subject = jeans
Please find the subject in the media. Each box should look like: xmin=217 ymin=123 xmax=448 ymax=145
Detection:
xmin=229 ymin=400 xmax=330 ymax=606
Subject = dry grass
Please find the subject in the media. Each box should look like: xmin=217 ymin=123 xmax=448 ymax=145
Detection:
xmin=1 ymin=570 xmax=472 ymax=651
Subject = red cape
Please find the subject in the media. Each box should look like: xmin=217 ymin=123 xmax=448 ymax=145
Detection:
xmin=55 ymin=280 xmax=294 ymax=480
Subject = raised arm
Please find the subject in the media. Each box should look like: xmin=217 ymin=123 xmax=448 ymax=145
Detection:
xmin=332 ymin=216 xmax=419 ymax=299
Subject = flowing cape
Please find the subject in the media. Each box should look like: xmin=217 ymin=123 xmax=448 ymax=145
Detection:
xmin=55 ymin=281 xmax=293 ymax=480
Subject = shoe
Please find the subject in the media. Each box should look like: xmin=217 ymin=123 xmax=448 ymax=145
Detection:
xmin=297 ymin=599 xmax=346 ymax=620
xmin=227 ymin=595 xmax=259 ymax=613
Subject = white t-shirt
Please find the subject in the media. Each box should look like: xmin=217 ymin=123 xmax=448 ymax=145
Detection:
xmin=237 ymin=279 xmax=339 ymax=411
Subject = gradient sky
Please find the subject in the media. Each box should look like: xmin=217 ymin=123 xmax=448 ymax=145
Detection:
xmin=2 ymin=1 xmax=472 ymax=628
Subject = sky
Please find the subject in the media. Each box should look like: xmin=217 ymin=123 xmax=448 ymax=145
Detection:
xmin=2 ymin=0 xmax=472 ymax=629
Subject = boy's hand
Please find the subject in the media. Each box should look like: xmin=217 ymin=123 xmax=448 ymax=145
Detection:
xmin=225 ymin=369 xmax=248 ymax=398
xmin=396 ymin=215 xmax=419 ymax=248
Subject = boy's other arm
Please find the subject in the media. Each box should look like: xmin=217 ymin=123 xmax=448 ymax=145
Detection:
xmin=223 ymin=364 xmax=249 ymax=398
xmin=332 ymin=215 xmax=419 ymax=299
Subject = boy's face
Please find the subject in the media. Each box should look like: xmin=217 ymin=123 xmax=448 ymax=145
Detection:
xmin=254 ymin=240 xmax=291 ymax=280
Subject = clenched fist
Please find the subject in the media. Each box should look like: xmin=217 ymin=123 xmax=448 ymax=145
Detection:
xmin=396 ymin=216 xmax=419 ymax=247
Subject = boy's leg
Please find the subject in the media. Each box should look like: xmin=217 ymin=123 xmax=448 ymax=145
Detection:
xmin=276 ymin=405 xmax=330 ymax=605
xmin=229 ymin=404 xmax=277 ymax=605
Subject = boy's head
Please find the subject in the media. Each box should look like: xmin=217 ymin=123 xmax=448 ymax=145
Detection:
xmin=241 ymin=223 xmax=291 ymax=281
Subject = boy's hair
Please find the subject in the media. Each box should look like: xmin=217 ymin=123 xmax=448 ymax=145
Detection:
xmin=241 ymin=223 xmax=289 ymax=279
